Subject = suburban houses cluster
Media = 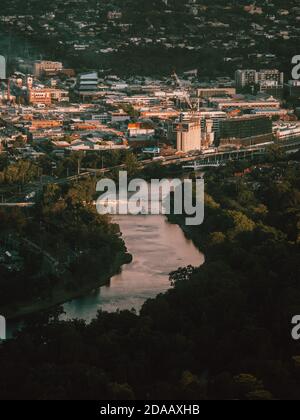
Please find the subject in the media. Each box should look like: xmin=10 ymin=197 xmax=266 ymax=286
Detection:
xmin=0 ymin=0 xmax=299 ymax=75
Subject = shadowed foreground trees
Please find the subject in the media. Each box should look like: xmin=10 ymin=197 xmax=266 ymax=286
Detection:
xmin=0 ymin=238 xmax=299 ymax=400
xmin=0 ymin=159 xmax=300 ymax=400
xmin=0 ymin=179 xmax=128 ymax=313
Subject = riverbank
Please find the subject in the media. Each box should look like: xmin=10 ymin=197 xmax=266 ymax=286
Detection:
xmin=167 ymin=212 xmax=208 ymax=256
xmin=61 ymin=214 xmax=205 ymax=321
xmin=1 ymin=251 xmax=132 ymax=321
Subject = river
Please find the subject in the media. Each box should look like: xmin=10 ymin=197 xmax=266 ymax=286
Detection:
xmin=61 ymin=214 xmax=204 ymax=322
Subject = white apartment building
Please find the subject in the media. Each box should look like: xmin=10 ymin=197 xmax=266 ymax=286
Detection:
xmin=235 ymin=69 xmax=284 ymax=90
xmin=235 ymin=70 xmax=258 ymax=89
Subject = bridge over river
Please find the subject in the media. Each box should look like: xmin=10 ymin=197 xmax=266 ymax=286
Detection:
xmin=182 ymin=139 xmax=300 ymax=170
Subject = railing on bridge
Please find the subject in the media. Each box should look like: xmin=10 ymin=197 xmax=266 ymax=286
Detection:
xmin=183 ymin=139 xmax=300 ymax=169
xmin=182 ymin=162 xmax=225 ymax=170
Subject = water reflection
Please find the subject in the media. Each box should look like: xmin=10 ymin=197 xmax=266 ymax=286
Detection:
xmin=62 ymin=215 xmax=204 ymax=322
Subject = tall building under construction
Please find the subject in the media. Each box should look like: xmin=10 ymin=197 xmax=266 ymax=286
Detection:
xmin=174 ymin=117 xmax=201 ymax=153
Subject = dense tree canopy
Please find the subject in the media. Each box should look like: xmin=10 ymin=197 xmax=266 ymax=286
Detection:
xmin=1 ymin=155 xmax=300 ymax=400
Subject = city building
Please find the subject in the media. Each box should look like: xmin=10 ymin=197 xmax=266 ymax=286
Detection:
xmin=181 ymin=110 xmax=227 ymax=137
xmin=236 ymin=69 xmax=284 ymax=97
xmin=259 ymin=81 xmax=284 ymax=99
xmin=258 ymin=70 xmax=284 ymax=98
xmin=0 ymin=55 xmax=6 ymax=80
xmin=250 ymin=108 xmax=288 ymax=118
xmin=286 ymin=80 xmax=300 ymax=97
xmin=258 ymin=69 xmax=284 ymax=86
xmin=212 ymin=97 xmax=281 ymax=110
xmin=197 ymin=87 xmax=236 ymax=99
xmin=28 ymin=120 xmax=64 ymax=131
xmin=174 ymin=117 xmax=202 ymax=153
xmin=28 ymin=88 xmax=69 ymax=105
xmin=33 ymin=61 xmax=63 ymax=78
xmin=110 ymin=111 xmax=131 ymax=123
xmin=107 ymin=11 xmax=122 ymax=20
xmin=273 ymin=123 xmax=300 ymax=141
xmin=220 ymin=115 xmax=273 ymax=146
xmin=28 ymin=88 xmax=52 ymax=106
xmin=128 ymin=123 xmax=155 ymax=138
xmin=49 ymin=89 xmax=69 ymax=103
xmin=201 ymin=119 xmax=215 ymax=147
xmin=235 ymin=70 xmax=258 ymax=89
xmin=76 ymin=72 xmax=98 ymax=97
xmin=140 ymin=109 xmax=179 ymax=119
xmin=198 ymin=111 xmax=227 ymax=137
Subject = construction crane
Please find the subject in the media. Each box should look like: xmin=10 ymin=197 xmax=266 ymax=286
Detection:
xmin=171 ymin=70 xmax=194 ymax=111
xmin=171 ymin=70 xmax=201 ymax=114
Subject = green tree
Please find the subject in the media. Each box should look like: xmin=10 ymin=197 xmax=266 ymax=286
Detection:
xmin=125 ymin=152 xmax=140 ymax=178
xmin=227 ymin=210 xmax=256 ymax=239
xmin=3 ymin=160 xmax=39 ymax=185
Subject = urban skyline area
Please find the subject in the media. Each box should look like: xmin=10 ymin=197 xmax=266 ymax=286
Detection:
xmin=0 ymin=0 xmax=300 ymax=403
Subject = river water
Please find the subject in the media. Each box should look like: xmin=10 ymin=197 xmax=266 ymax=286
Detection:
xmin=62 ymin=214 xmax=204 ymax=322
